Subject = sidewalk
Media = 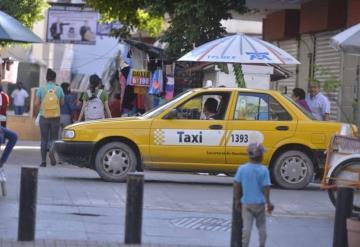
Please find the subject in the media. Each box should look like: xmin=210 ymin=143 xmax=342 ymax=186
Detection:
xmin=0 ymin=239 xmax=200 ymax=247
xmin=0 ymin=143 xmax=335 ymax=247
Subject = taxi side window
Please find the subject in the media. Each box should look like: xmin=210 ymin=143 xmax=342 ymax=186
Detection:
xmin=173 ymin=93 xmax=230 ymax=120
xmin=234 ymin=93 xmax=291 ymax=121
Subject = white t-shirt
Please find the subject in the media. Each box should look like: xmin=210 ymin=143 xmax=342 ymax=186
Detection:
xmin=11 ymin=88 xmax=29 ymax=106
xmin=305 ymin=92 xmax=331 ymax=120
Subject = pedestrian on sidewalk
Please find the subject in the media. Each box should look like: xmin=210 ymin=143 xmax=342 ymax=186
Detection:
xmin=0 ymin=127 xmax=18 ymax=181
xmin=234 ymin=142 xmax=274 ymax=247
xmin=35 ymin=68 xmax=64 ymax=167
xmin=0 ymin=85 xmax=9 ymax=127
xmin=11 ymin=82 xmax=29 ymax=115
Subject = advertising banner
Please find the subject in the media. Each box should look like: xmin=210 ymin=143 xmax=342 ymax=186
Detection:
xmin=47 ymin=6 xmax=98 ymax=45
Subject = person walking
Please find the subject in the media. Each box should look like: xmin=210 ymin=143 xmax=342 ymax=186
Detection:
xmin=59 ymin=82 xmax=80 ymax=136
xmin=78 ymin=74 xmax=112 ymax=121
xmin=305 ymin=81 xmax=331 ymax=121
xmin=11 ymin=81 xmax=29 ymax=115
xmin=35 ymin=69 xmax=64 ymax=167
xmin=0 ymin=127 xmax=18 ymax=181
xmin=234 ymin=142 xmax=274 ymax=247
xmin=0 ymin=85 xmax=9 ymax=127
xmin=292 ymin=88 xmax=311 ymax=113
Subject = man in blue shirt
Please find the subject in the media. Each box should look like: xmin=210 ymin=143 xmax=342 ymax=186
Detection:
xmin=234 ymin=142 xmax=274 ymax=247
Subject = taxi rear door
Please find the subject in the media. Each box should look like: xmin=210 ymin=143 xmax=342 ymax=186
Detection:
xmin=148 ymin=91 xmax=231 ymax=169
xmin=225 ymin=92 xmax=297 ymax=167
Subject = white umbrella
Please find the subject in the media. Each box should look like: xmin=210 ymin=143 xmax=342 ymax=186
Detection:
xmin=178 ymin=33 xmax=300 ymax=64
xmin=330 ymin=23 xmax=360 ymax=55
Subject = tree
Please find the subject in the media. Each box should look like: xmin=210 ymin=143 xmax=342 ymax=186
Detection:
xmin=0 ymin=0 xmax=48 ymax=29
xmin=85 ymin=0 xmax=247 ymax=58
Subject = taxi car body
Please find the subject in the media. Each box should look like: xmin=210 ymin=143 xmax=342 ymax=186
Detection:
xmin=54 ymin=88 xmax=356 ymax=189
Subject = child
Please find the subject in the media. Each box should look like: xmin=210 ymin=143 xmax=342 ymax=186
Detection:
xmin=234 ymin=142 xmax=274 ymax=247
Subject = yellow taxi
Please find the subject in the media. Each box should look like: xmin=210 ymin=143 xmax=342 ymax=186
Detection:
xmin=54 ymin=88 xmax=356 ymax=189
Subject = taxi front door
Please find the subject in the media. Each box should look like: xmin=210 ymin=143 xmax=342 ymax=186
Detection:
xmin=149 ymin=92 xmax=230 ymax=170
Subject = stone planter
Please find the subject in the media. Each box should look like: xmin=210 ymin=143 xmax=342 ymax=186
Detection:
xmin=347 ymin=217 xmax=360 ymax=247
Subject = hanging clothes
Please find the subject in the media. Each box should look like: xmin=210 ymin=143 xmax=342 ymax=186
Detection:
xmin=148 ymin=69 xmax=163 ymax=95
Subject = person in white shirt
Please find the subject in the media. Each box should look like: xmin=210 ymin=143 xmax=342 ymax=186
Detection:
xmin=11 ymin=82 xmax=29 ymax=115
xmin=305 ymin=81 xmax=331 ymax=121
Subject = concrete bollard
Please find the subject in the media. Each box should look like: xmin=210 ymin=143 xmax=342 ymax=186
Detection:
xmin=124 ymin=172 xmax=144 ymax=244
xmin=333 ymin=187 xmax=354 ymax=247
xmin=230 ymin=183 xmax=242 ymax=247
xmin=18 ymin=166 xmax=38 ymax=241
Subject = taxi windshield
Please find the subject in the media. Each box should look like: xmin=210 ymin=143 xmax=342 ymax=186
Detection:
xmin=284 ymin=95 xmax=316 ymax=120
xmin=142 ymin=90 xmax=193 ymax=118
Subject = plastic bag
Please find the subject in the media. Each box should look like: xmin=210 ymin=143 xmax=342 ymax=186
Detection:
xmin=35 ymin=113 xmax=40 ymax=127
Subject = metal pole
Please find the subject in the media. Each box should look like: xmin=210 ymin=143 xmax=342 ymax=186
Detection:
xmin=124 ymin=172 xmax=144 ymax=244
xmin=333 ymin=188 xmax=354 ymax=247
xmin=230 ymin=183 xmax=242 ymax=247
xmin=18 ymin=166 xmax=38 ymax=241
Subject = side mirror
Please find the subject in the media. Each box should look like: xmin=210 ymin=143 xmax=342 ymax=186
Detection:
xmin=163 ymin=109 xmax=178 ymax=120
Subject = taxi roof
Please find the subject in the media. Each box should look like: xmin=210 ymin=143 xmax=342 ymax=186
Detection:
xmin=191 ymin=87 xmax=283 ymax=95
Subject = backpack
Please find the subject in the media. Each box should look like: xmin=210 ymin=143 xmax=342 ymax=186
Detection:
xmin=84 ymin=89 xmax=105 ymax=121
xmin=42 ymin=87 xmax=60 ymax=118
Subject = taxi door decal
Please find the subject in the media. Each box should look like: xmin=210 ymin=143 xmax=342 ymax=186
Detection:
xmin=154 ymin=129 xmax=225 ymax=146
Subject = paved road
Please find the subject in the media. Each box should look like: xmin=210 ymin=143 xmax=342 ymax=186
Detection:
xmin=0 ymin=142 xmax=335 ymax=246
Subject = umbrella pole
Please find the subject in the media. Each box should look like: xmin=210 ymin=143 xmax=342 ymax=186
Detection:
xmin=233 ymin=64 xmax=246 ymax=88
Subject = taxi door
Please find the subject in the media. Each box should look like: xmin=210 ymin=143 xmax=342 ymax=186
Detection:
xmin=225 ymin=92 xmax=297 ymax=167
xmin=149 ymin=91 xmax=231 ymax=169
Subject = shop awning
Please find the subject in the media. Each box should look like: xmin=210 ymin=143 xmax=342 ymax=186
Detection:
xmin=123 ymin=39 xmax=167 ymax=60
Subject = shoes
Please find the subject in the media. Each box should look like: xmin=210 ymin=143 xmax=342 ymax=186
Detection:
xmin=40 ymin=162 xmax=46 ymax=167
xmin=49 ymin=148 xmax=57 ymax=166
xmin=0 ymin=168 xmax=6 ymax=182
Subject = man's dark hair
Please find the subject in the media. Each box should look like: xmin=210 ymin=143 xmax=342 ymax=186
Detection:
xmin=46 ymin=69 xmax=56 ymax=81
xmin=293 ymin=88 xmax=306 ymax=100
xmin=204 ymin=98 xmax=218 ymax=113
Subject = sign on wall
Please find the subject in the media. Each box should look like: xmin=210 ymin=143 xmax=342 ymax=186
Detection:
xmin=47 ymin=5 xmax=98 ymax=45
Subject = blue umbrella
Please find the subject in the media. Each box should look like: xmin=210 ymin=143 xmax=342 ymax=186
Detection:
xmin=0 ymin=11 xmax=42 ymax=43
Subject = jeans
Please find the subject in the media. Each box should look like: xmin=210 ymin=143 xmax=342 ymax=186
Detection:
xmin=0 ymin=127 xmax=18 ymax=166
xmin=14 ymin=106 xmax=25 ymax=115
xmin=59 ymin=114 xmax=72 ymax=138
xmin=39 ymin=116 xmax=60 ymax=163
xmin=242 ymin=203 xmax=267 ymax=247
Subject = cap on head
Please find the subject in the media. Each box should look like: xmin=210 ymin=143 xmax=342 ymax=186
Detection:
xmin=247 ymin=142 xmax=265 ymax=158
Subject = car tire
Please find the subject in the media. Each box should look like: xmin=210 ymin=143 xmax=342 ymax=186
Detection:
xmin=272 ymin=150 xmax=314 ymax=189
xmin=95 ymin=141 xmax=137 ymax=182
xmin=328 ymin=158 xmax=360 ymax=211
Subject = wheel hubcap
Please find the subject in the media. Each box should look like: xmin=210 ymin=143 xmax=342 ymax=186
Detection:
xmin=102 ymin=149 xmax=130 ymax=176
xmin=280 ymin=156 xmax=308 ymax=184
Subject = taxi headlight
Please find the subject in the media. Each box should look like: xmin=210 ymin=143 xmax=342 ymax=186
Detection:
xmin=63 ymin=129 xmax=75 ymax=139
xmin=340 ymin=124 xmax=353 ymax=137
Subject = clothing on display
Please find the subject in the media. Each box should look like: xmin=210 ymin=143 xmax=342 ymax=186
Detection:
xmin=148 ymin=69 xmax=163 ymax=95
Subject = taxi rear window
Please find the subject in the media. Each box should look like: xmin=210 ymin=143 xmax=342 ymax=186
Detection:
xmin=234 ymin=93 xmax=292 ymax=121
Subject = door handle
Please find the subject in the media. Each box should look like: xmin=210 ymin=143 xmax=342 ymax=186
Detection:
xmin=276 ymin=126 xmax=289 ymax=131
xmin=209 ymin=124 xmax=223 ymax=130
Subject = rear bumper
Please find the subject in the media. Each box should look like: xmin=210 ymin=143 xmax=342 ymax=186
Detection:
xmin=54 ymin=140 xmax=95 ymax=168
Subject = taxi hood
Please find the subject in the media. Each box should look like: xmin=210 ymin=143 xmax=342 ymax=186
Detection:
xmin=67 ymin=117 xmax=149 ymax=129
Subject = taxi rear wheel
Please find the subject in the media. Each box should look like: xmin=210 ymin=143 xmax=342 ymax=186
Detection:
xmin=95 ymin=142 xmax=137 ymax=182
xmin=272 ymin=150 xmax=314 ymax=189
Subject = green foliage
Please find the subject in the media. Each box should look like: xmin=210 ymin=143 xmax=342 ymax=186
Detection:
xmin=233 ymin=64 xmax=246 ymax=88
xmin=311 ymin=65 xmax=340 ymax=94
xmin=0 ymin=0 xmax=48 ymax=28
xmin=85 ymin=0 xmax=247 ymax=58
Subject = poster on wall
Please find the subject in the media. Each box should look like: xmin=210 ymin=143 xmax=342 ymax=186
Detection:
xmin=47 ymin=5 xmax=98 ymax=45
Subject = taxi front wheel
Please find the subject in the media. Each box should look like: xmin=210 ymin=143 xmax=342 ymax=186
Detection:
xmin=272 ymin=150 xmax=314 ymax=189
xmin=95 ymin=142 xmax=137 ymax=182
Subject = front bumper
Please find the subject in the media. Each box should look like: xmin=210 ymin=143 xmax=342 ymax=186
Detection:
xmin=54 ymin=140 xmax=95 ymax=168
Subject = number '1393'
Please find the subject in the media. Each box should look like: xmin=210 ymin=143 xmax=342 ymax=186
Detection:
xmin=231 ymin=134 xmax=248 ymax=143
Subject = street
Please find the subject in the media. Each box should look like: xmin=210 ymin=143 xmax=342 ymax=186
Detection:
xmin=0 ymin=143 xmax=334 ymax=246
